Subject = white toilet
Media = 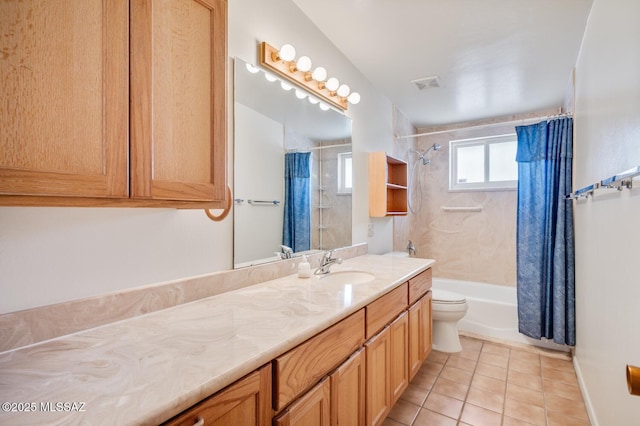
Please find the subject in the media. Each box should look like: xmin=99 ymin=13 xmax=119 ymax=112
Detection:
xmin=431 ymin=288 xmax=468 ymax=353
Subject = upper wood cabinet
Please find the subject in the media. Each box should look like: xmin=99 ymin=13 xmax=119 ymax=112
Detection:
xmin=130 ymin=0 xmax=227 ymax=203
xmin=368 ymin=152 xmax=408 ymax=217
xmin=0 ymin=1 xmax=129 ymax=199
xmin=0 ymin=0 xmax=228 ymax=208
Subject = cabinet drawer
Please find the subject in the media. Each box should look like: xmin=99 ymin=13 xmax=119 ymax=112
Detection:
xmin=408 ymin=268 xmax=432 ymax=305
xmin=274 ymin=309 xmax=365 ymax=412
xmin=366 ymin=283 xmax=408 ymax=339
xmin=163 ymin=364 xmax=271 ymax=426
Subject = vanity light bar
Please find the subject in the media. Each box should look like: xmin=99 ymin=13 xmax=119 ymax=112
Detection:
xmin=259 ymin=42 xmax=351 ymax=111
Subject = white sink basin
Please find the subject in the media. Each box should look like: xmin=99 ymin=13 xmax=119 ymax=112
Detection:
xmin=316 ymin=270 xmax=376 ymax=285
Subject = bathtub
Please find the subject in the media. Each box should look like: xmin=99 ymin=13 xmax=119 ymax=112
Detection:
xmin=432 ymin=278 xmax=569 ymax=352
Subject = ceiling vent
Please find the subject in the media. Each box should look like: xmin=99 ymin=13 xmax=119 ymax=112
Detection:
xmin=411 ymin=76 xmax=441 ymax=90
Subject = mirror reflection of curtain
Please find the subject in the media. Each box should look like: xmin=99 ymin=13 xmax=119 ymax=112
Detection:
xmin=283 ymin=152 xmax=311 ymax=252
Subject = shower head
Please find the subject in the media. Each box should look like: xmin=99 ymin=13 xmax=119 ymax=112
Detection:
xmin=419 ymin=143 xmax=442 ymax=165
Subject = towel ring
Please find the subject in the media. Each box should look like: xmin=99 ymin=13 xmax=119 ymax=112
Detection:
xmin=204 ymin=185 xmax=232 ymax=222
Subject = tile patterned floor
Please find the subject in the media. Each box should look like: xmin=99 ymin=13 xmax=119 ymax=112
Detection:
xmin=383 ymin=336 xmax=591 ymax=426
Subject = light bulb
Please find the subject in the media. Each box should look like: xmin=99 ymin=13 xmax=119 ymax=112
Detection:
xmin=264 ymin=73 xmax=277 ymax=82
xmin=319 ymin=103 xmax=330 ymax=111
xmin=311 ymin=67 xmax=327 ymax=82
xmin=296 ymin=56 xmax=312 ymax=72
xmin=245 ymin=63 xmax=260 ymax=74
xmin=280 ymin=81 xmax=293 ymax=91
xmin=347 ymin=92 xmax=361 ymax=104
xmin=295 ymin=89 xmax=307 ymax=99
xmin=337 ymin=84 xmax=350 ymax=97
xmin=278 ymin=44 xmax=296 ymax=62
xmin=325 ymin=77 xmax=339 ymax=92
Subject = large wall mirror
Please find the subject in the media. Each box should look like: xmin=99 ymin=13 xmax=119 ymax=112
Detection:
xmin=233 ymin=57 xmax=353 ymax=268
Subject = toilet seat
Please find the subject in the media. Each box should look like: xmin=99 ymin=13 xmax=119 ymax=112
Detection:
xmin=432 ymin=289 xmax=466 ymax=304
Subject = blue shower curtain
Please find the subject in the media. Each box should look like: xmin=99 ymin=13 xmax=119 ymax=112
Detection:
xmin=515 ymin=117 xmax=575 ymax=346
xmin=283 ymin=152 xmax=311 ymax=252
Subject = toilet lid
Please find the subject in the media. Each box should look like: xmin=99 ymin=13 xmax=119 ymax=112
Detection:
xmin=432 ymin=289 xmax=466 ymax=304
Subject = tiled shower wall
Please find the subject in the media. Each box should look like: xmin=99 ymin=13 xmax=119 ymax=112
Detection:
xmin=393 ymin=107 xmax=560 ymax=286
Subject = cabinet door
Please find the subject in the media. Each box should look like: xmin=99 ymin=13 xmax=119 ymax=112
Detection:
xmin=163 ymin=364 xmax=271 ymax=426
xmin=389 ymin=312 xmax=409 ymax=404
xmin=0 ymin=0 xmax=128 ymax=198
xmin=274 ymin=377 xmax=331 ymax=426
xmin=421 ymin=291 xmax=433 ymax=360
xmin=330 ymin=348 xmax=365 ymax=426
xmin=365 ymin=326 xmax=391 ymax=426
xmin=408 ymin=301 xmax=422 ymax=380
xmin=130 ymin=0 xmax=227 ymax=203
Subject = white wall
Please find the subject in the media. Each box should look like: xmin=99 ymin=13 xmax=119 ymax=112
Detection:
xmin=572 ymin=0 xmax=640 ymax=424
xmin=0 ymin=0 xmax=394 ymax=314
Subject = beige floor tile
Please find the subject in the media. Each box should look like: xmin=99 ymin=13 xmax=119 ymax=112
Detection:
xmin=427 ymin=350 xmax=450 ymax=364
xmin=400 ymin=384 xmax=430 ymax=406
xmin=459 ymin=403 xmax=502 ymax=426
xmin=478 ymin=351 xmax=509 ymax=368
xmin=432 ymin=377 xmax=469 ymax=401
xmin=421 ymin=359 xmax=446 ymax=375
xmin=542 ymin=366 xmax=579 ymax=385
xmin=471 ymin=374 xmax=506 ymax=394
xmin=504 ymin=398 xmax=546 ymax=426
xmin=381 ymin=417 xmax=405 ymax=426
xmin=439 ymin=365 xmax=474 ymax=385
xmin=410 ymin=371 xmax=437 ymax=391
xmin=510 ymin=349 xmax=541 ymax=363
xmin=507 ymin=369 xmax=543 ymax=391
xmin=412 ymin=408 xmax=457 ymax=426
xmin=465 ymin=387 xmax=504 ymax=413
xmin=543 ymin=378 xmax=584 ymax=401
xmin=546 ymin=410 xmax=592 ymax=426
xmin=508 ymin=358 xmax=542 ymax=376
xmin=446 ymin=354 xmax=478 ymax=372
xmin=460 ymin=336 xmax=484 ymax=351
xmin=545 ymin=392 xmax=590 ymax=421
xmin=387 ymin=399 xmax=421 ymax=425
xmin=505 ymin=382 xmax=544 ymax=407
xmin=457 ymin=348 xmax=481 ymax=361
xmin=502 ymin=415 xmax=538 ymax=425
xmin=481 ymin=343 xmax=511 ymax=358
xmin=424 ymin=392 xmax=464 ymax=419
xmin=541 ymin=355 xmax=574 ymax=372
xmin=475 ymin=362 xmax=508 ymax=381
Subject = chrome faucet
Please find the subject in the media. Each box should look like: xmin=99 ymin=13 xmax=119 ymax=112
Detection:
xmin=314 ymin=250 xmax=343 ymax=275
xmin=407 ymin=240 xmax=416 ymax=256
xmin=278 ymin=245 xmax=294 ymax=259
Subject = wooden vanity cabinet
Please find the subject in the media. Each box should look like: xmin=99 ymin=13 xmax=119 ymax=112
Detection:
xmin=330 ymin=348 xmax=366 ymax=426
xmin=364 ymin=283 xmax=409 ymax=426
xmin=0 ymin=0 xmax=228 ymax=208
xmin=163 ymin=363 xmax=272 ymax=426
xmin=274 ymin=311 xmax=366 ymax=426
xmin=408 ymin=269 xmax=433 ymax=380
xmin=274 ymin=377 xmax=331 ymax=426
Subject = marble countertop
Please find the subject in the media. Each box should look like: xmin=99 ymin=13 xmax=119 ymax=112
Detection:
xmin=0 ymin=254 xmax=434 ymax=425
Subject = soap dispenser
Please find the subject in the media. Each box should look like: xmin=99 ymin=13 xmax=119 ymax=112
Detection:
xmin=298 ymin=255 xmax=311 ymax=278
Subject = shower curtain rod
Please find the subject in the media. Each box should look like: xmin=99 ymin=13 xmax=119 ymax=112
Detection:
xmin=395 ymin=112 xmax=573 ymax=139
xmin=287 ymin=142 xmax=352 ymax=152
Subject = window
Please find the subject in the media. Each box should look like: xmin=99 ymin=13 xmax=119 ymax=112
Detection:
xmin=337 ymin=152 xmax=352 ymax=194
xmin=449 ymin=134 xmax=518 ymax=191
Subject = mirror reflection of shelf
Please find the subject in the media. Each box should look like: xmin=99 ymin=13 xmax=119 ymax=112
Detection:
xmin=315 ymin=204 xmax=332 ymax=209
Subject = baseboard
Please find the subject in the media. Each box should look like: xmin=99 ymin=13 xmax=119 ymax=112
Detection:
xmin=572 ymin=355 xmax=598 ymax=426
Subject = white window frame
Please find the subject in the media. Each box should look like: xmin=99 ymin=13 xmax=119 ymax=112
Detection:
xmin=449 ymin=133 xmax=518 ymax=191
xmin=337 ymin=152 xmax=353 ymax=195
